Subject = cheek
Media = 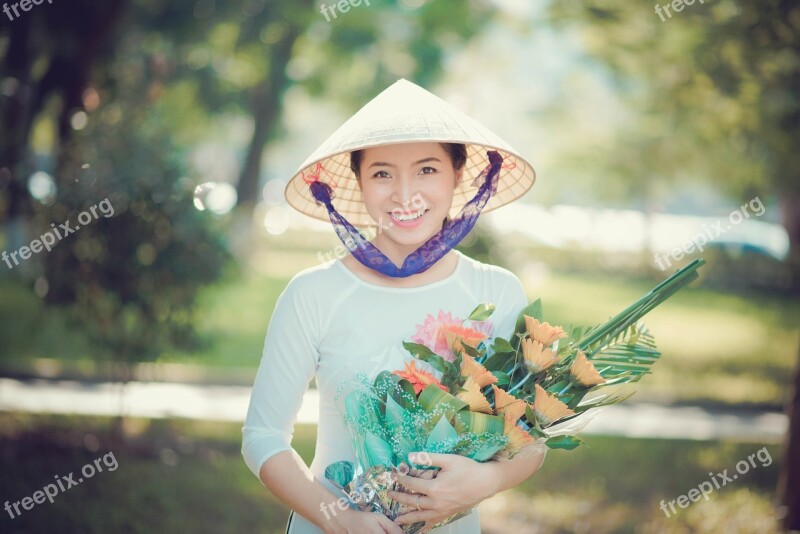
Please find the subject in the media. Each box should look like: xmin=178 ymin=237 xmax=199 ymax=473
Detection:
xmin=360 ymin=184 xmax=387 ymax=213
xmin=429 ymin=177 xmax=457 ymax=202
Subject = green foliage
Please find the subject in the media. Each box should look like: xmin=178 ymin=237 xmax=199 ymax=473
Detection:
xmin=515 ymin=298 xmax=544 ymax=337
xmin=545 ymin=0 xmax=800 ymax=201
xmin=468 ymin=302 xmax=495 ymax=322
xmin=36 ymin=70 xmax=232 ymax=370
xmin=545 ymin=435 xmax=584 ymax=450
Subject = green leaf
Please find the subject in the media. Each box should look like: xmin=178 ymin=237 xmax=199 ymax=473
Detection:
xmin=461 ymin=343 xmax=481 ymax=358
xmin=454 ymin=411 xmax=505 ymax=435
xmin=524 ymin=404 xmax=537 ymax=426
xmin=365 ymin=430 xmax=395 ymax=466
xmin=385 ymin=376 xmax=419 ymax=410
xmin=373 ymin=369 xmax=396 ymax=387
xmin=470 ymin=442 xmax=507 ymax=462
xmin=412 ymin=349 xmax=457 ymax=378
xmin=395 ymin=435 xmax=416 ymax=461
xmin=576 ymin=260 xmax=704 ymax=353
xmin=482 ymin=350 xmax=515 ymax=373
xmin=468 ymin=302 xmax=496 ymax=321
xmin=548 ymin=380 xmax=570 ymax=393
xmin=418 ymin=384 xmax=469 ymax=420
xmin=403 ymin=341 xmax=437 ymax=359
xmin=584 ymin=323 xmax=662 ymax=382
xmin=345 ymin=390 xmax=382 ymax=428
xmin=566 ymin=391 xmax=589 ymax=409
xmin=545 ymin=435 xmax=584 ymax=450
xmin=514 ymin=299 xmax=543 ymax=337
xmin=426 ymin=414 xmax=459 ymax=448
xmin=491 ymin=371 xmax=510 ymax=386
xmin=384 ymin=394 xmax=406 ymax=432
xmin=491 ymin=337 xmax=515 ymax=354
xmin=528 ymin=426 xmax=548 ymax=439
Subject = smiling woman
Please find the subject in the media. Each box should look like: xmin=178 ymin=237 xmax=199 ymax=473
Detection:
xmin=243 ymin=79 xmax=538 ymax=534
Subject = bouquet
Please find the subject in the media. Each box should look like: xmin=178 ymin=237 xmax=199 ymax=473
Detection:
xmin=325 ymin=259 xmax=704 ymax=532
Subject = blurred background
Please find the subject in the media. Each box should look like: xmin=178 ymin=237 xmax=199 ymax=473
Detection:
xmin=1 ymin=0 xmax=798 ymax=532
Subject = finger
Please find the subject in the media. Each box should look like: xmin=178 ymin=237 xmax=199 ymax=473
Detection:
xmin=411 ymin=451 xmax=451 ymax=468
xmin=375 ymin=513 xmax=405 ymax=534
xmin=408 ymin=467 xmax=436 ymax=479
xmin=388 ymin=489 xmax=429 ymax=509
xmin=394 ymin=473 xmax=434 ymax=494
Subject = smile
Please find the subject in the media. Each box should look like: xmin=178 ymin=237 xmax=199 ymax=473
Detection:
xmin=389 ymin=209 xmax=428 ymax=222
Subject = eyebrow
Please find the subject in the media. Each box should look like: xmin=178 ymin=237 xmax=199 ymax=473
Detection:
xmin=367 ymin=157 xmax=442 ymax=169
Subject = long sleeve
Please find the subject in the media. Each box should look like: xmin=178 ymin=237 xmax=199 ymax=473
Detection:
xmin=241 ymin=279 xmax=321 ymax=485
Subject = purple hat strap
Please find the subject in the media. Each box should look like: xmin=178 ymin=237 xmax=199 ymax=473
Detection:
xmin=309 ymin=150 xmax=503 ymax=278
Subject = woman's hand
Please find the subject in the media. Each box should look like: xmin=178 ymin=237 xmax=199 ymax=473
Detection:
xmin=327 ymin=507 xmax=405 ymax=534
xmin=387 ymin=452 xmax=499 ymax=532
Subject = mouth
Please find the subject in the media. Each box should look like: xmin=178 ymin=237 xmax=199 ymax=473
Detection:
xmin=388 ymin=209 xmax=429 ymax=223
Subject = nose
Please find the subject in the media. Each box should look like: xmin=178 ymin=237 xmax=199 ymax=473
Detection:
xmin=389 ymin=175 xmax=418 ymax=209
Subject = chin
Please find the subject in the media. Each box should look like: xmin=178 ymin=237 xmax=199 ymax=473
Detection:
xmin=386 ymin=226 xmax=441 ymax=247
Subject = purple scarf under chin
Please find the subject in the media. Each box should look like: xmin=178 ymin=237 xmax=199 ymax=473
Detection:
xmin=309 ymin=150 xmax=503 ymax=278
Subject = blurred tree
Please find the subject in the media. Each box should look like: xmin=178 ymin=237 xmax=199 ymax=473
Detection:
xmin=35 ymin=37 xmax=232 ymax=378
xmin=98 ymin=0 xmax=498 ymax=208
xmin=1 ymin=1 xmax=232 ymax=376
xmin=0 ymin=0 xmax=127 ymax=232
xmin=173 ymin=0 xmax=498 ymax=207
xmin=544 ymin=0 xmax=800 ymax=527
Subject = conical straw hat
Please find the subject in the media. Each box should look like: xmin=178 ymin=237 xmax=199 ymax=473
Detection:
xmin=284 ymin=79 xmax=536 ymax=227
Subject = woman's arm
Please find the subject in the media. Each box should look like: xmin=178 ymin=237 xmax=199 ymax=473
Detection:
xmin=259 ymin=450 xmax=403 ymax=534
xmin=480 ymin=446 xmax=547 ymax=497
xmin=242 ymin=281 xmax=402 ymax=534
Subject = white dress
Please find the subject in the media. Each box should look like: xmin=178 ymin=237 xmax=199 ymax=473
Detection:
xmin=241 ymin=249 xmax=529 ymax=534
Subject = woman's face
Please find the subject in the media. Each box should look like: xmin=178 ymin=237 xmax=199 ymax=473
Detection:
xmin=357 ymin=142 xmax=463 ymax=247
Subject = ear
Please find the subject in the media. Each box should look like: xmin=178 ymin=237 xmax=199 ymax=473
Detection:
xmin=454 ymin=168 xmax=463 ymax=189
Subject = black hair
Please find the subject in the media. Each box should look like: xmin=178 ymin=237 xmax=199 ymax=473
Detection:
xmin=349 ymin=142 xmax=467 ymax=180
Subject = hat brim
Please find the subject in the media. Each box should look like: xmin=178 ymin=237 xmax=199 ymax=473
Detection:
xmin=285 ymin=140 xmax=535 ymax=227
xmin=284 ymin=79 xmax=536 ymax=227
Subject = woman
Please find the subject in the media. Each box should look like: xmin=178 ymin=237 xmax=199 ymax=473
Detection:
xmin=242 ymin=79 xmax=542 ymax=534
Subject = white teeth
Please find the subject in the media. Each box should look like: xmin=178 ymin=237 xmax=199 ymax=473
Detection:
xmin=391 ymin=210 xmax=426 ymax=222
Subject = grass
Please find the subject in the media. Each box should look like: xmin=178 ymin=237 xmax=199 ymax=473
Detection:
xmin=0 ymin=412 xmax=784 ymax=533
xmin=1 ymin=249 xmax=798 ymax=408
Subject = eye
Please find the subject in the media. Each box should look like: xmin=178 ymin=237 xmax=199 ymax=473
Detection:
xmin=372 ymin=170 xmax=391 ymax=179
xmin=419 ymin=166 xmax=438 ymax=175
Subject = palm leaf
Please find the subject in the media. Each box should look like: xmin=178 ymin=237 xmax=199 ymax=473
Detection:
xmin=586 ymin=322 xmax=661 ymax=380
xmin=577 ymin=259 xmax=704 ymax=350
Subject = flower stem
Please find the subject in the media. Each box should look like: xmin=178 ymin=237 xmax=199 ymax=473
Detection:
xmin=508 ymin=372 xmax=532 ymax=394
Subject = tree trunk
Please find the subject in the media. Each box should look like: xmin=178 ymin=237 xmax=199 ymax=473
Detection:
xmin=236 ymin=26 xmax=300 ymax=207
xmin=0 ymin=14 xmax=36 ymax=225
xmin=780 ymin=345 xmax=800 ymax=530
xmin=778 ymin=191 xmax=800 ymax=531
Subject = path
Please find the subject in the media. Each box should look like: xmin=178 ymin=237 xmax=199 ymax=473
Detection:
xmin=0 ymin=378 xmax=787 ymax=442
